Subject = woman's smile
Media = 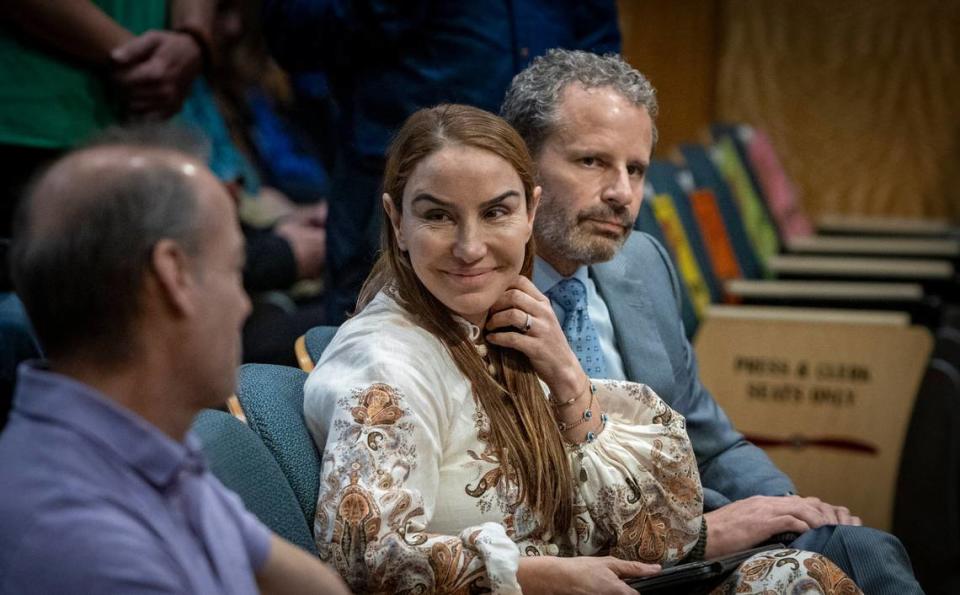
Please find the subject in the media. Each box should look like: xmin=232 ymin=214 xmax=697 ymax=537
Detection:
xmin=442 ymin=267 xmax=497 ymax=286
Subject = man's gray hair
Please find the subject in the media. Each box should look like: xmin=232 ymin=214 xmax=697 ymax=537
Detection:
xmin=501 ymin=49 xmax=658 ymax=156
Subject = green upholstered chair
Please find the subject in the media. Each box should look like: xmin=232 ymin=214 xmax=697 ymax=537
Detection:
xmin=234 ymin=364 xmax=320 ymax=532
xmin=192 ymin=409 xmax=317 ymax=554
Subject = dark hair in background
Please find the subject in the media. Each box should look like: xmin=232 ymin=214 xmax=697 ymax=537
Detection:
xmin=10 ymin=124 xmax=209 ymax=361
xmin=357 ymin=104 xmax=574 ymax=536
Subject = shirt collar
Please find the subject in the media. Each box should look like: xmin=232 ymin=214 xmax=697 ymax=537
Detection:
xmin=12 ymin=361 xmax=201 ymax=489
xmin=532 ymin=256 xmax=590 ymax=293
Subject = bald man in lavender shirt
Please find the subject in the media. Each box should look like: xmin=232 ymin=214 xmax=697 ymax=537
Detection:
xmin=0 ymin=133 xmax=348 ymax=594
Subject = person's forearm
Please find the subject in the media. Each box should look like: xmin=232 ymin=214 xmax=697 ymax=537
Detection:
xmin=169 ymin=0 xmax=215 ymax=34
xmin=517 ymin=556 xmax=554 ymax=595
xmin=168 ymin=0 xmax=215 ymax=65
xmin=257 ymin=535 xmax=350 ymax=595
xmin=4 ymin=0 xmax=133 ymax=64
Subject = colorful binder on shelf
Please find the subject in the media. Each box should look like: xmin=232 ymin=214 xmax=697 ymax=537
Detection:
xmin=646 ymin=160 xmax=723 ymax=302
xmin=711 ymin=136 xmax=781 ymax=267
xmin=689 ymin=188 xmax=743 ymax=294
xmin=651 ymin=193 xmax=713 ymax=319
xmin=743 ymin=127 xmax=814 ymax=241
xmin=679 ymin=143 xmax=767 ymax=280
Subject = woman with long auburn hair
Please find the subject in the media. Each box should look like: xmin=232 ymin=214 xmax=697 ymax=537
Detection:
xmin=303 ymin=105 xmax=861 ymax=595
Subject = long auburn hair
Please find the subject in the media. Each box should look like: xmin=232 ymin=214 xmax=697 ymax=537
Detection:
xmin=357 ymin=104 xmax=573 ymax=536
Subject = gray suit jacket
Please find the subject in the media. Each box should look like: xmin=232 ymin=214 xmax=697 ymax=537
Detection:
xmin=590 ymin=232 xmax=795 ymax=510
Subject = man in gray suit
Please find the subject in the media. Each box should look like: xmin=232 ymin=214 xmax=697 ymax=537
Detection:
xmin=502 ymin=49 xmax=921 ymax=594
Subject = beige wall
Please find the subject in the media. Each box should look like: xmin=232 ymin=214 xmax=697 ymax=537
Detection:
xmin=618 ymin=0 xmax=960 ymax=222
xmin=618 ymin=0 xmax=718 ymax=153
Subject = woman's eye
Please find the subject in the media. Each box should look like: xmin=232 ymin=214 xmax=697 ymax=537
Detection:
xmin=424 ymin=210 xmax=450 ymax=222
xmin=485 ymin=207 xmax=509 ymax=219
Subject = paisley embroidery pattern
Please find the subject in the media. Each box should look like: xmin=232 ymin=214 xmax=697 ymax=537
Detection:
xmin=708 ymin=550 xmax=864 ymax=595
xmin=464 ymin=406 xmax=531 ymax=539
xmin=801 ymin=553 xmax=863 ymax=594
xmin=316 ymin=384 xmax=489 ymax=593
xmin=308 ymin=330 xmax=862 ymax=595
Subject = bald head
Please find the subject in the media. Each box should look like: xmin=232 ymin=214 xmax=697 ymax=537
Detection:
xmin=25 ymin=147 xmax=207 ymax=238
xmin=11 ymin=144 xmax=218 ymax=361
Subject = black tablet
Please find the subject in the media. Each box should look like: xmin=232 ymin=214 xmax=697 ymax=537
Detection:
xmin=625 ymin=544 xmax=783 ymax=594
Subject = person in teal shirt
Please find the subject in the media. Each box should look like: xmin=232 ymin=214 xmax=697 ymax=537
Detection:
xmin=0 ymin=0 xmax=213 ymax=239
xmin=0 ymin=0 xmax=213 ymax=429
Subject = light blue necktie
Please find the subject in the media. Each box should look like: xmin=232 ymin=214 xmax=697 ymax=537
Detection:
xmin=547 ymin=278 xmax=608 ymax=378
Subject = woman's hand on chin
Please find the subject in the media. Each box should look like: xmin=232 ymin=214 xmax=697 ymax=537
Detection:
xmin=517 ymin=555 xmax=660 ymax=595
xmin=485 ymin=276 xmax=587 ymax=399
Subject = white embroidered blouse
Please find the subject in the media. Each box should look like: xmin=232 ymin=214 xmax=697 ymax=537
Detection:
xmin=304 ymin=291 xmax=703 ymax=594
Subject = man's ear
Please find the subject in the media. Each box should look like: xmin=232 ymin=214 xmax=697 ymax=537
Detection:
xmin=382 ymin=193 xmax=407 ymax=251
xmin=526 ymin=186 xmax=542 ymax=239
xmin=149 ymin=239 xmax=196 ymax=317
xmin=529 ymin=185 xmax=542 ymax=223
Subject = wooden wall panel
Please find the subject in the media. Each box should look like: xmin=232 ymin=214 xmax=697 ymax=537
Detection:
xmin=715 ymin=1 xmax=960 ymax=221
xmin=618 ymin=0 xmax=719 ymax=154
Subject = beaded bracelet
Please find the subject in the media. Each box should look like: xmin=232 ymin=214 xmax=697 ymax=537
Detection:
xmin=557 ymin=386 xmax=597 ymax=431
xmin=582 ymin=412 xmax=610 ymax=444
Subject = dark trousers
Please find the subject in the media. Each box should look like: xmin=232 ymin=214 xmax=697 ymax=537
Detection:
xmin=791 ymin=525 xmax=924 ymax=595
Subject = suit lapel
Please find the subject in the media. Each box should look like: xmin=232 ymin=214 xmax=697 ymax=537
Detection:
xmin=590 ymin=250 xmax=676 ymax=396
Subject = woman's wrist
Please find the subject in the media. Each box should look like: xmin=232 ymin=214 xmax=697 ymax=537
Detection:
xmin=553 ymin=380 xmax=607 ymax=445
xmin=547 ymin=368 xmax=588 ymax=406
xmin=517 ymin=556 xmax=557 ymax=595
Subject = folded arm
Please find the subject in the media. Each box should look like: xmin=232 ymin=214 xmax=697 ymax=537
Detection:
xmin=4 ymin=0 xmax=134 ymax=64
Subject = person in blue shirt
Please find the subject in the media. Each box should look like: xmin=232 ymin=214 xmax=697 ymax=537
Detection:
xmin=262 ymin=0 xmax=621 ymax=323
xmin=0 ymin=130 xmax=348 ymax=594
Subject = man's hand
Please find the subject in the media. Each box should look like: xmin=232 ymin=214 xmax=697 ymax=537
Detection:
xmin=275 ymin=219 xmax=326 ymax=281
xmin=704 ymin=495 xmax=862 ymax=558
xmin=111 ymin=30 xmax=203 ymax=119
xmin=518 ymin=555 xmax=660 ymax=595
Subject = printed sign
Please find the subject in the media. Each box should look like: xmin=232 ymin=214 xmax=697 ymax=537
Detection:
xmin=694 ymin=316 xmax=932 ymax=529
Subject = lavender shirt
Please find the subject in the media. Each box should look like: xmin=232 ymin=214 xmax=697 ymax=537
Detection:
xmin=0 ymin=363 xmax=271 ymax=594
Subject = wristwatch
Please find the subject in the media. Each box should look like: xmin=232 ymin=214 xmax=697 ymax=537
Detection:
xmin=687 ymin=517 xmax=708 ymax=561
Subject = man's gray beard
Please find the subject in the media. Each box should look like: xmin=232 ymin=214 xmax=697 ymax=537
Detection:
xmin=535 ymin=208 xmax=631 ymax=267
